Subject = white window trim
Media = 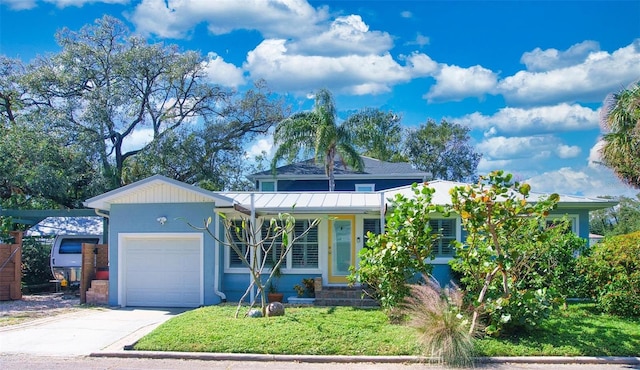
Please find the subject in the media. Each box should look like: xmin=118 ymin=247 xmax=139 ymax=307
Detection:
xmin=545 ymin=214 xmax=579 ymax=235
xmin=355 ymin=183 xmax=375 ymax=192
xmin=224 ymin=215 xmax=321 ymax=274
xmin=431 ymin=216 xmax=461 ymax=263
xmin=259 ymin=180 xmax=277 ymax=192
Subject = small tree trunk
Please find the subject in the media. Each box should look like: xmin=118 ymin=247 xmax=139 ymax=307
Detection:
xmin=470 ymin=265 xmax=501 ymax=334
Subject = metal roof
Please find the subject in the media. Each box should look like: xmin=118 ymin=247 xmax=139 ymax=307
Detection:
xmin=382 ymin=180 xmax=618 ymax=210
xmin=25 ymin=216 xmax=104 ymax=237
xmin=217 ymin=191 xmax=384 ymax=215
xmin=82 ymin=176 xmax=616 ymax=215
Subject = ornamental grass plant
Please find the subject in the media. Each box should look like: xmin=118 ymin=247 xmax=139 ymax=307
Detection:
xmin=400 ymin=276 xmax=477 ymax=368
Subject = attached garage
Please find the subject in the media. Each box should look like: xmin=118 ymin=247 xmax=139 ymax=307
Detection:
xmin=83 ymin=175 xmax=237 ymax=307
xmin=119 ymin=234 xmax=203 ymax=308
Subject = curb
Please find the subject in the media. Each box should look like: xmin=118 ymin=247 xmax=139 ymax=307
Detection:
xmin=90 ymin=351 xmax=640 ymax=365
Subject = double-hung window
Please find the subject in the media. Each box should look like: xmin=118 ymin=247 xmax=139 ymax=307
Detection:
xmin=363 ymin=218 xmax=382 ymax=246
xmin=429 ymin=219 xmax=456 ymax=257
xmin=291 ymin=220 xmax=319 ymax=269
xmin=228 ymin=220 xmax=250 ymax=268
xmin=227 ymin=218 xmax=319 ymax=270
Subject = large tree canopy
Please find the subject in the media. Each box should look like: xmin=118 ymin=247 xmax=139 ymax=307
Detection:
xmin=0 ymin=16 xmax=286 ymax=211
xmin=590 ymin=194 xmax=640 ymax=236
xmin=0 ymin=56 xmax=99 ymax=209
xmin=404 ymin=119 xmax=481 ymax=182
xmin=271 ymin=88 xmax=363 ymax=191
xmin=342 ymin=107 xmax=404 ymax=162
xmin=600 ymin=81 xmax=640 ymax=189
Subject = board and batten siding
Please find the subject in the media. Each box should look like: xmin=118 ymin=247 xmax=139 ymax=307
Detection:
xmin=107 ymin=182 xmax=215 ymax=204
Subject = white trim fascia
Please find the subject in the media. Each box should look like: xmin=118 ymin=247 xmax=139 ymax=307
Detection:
xmin=84 ymin=174 xmax=235 ymax=210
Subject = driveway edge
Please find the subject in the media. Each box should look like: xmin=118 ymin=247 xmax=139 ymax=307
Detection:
xmin=90 ymin=351 xmax=640 ymax=365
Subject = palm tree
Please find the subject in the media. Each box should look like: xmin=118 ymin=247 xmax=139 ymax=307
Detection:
xmin=600 ymin=81 xmax=640 ymax=189
xmin=271 ymin=88 xmax=364 ymax=191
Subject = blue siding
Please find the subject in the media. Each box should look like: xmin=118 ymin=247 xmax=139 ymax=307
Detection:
xmin=108 ymin=202 xmax=221 ymax=306
xmin=277 ymin=178 xmax=424 ymax=192
xmin=222 ymin=273 xmax=321 ymax=302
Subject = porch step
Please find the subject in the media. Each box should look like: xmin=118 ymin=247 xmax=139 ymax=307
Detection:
xmin=314 ymin=286 xmax=379 ymax=307
xmin=86 ymin=280 xmax=109 ymax=305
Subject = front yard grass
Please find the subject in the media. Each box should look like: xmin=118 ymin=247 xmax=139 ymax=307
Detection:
xmin=133 ymin=303 xmax=640 ymax=357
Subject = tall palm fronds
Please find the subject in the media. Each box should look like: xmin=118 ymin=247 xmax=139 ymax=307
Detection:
xmin=271 ymin=88 xmax=364 ymax=191
xmin=600 ymin=80 xmax=640 ymax=189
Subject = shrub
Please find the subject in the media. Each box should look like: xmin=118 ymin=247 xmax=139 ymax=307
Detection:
xmin=449 ymin=170 xmax=582 ymax=336
xmin=349 ymin=183 xmax=443 ymax=312
xmin=401 ymin=276 xmax=476 ymax=368
xmin=578 ymin=231 xmax=640 ymax=317
xmin=293 ymin=278 xmax=315 ymax=297
xmin=21 ymin=237 xmax=53 ymax=286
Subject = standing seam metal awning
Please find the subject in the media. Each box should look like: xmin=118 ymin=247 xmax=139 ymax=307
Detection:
xmin=216 ymin=191 xmax=384 ymax=215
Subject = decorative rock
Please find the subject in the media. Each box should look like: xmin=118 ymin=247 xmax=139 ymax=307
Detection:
xmin=248 ymin=308 xmax=263 ymax=318
xmin=266 ymin=301 xmax=285 ymax=317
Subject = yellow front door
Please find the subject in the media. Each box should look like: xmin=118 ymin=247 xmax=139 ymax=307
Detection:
xmin=328 ymin=215 xmax=355 ymax=284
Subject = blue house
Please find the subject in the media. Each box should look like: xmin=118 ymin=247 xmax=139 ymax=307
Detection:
xmin=249 ymin=156 xmax=430 ymax=192
xmin=83 ymin=159 xmax=616 ymax=308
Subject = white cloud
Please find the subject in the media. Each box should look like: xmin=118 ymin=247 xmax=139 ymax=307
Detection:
xmin=244 ymin=39 xmax=414 ymax=95
xmin=484 ymin=127 xmax=497 ymax=138
xmin=129 ymin=0 xmax=326 ymax=39
xmin=400 ymin=10 xmax=412 ymax=18
xmin=499 ymin=40 xmax=640 ymax=105
xmin=121 ymin=128 xmax=154 ymax=153
xmin=424 ymin=64 xmax=498 ymax=102
xmin=405 ymin=33 xmax=430 ymax=48
xmin=525 ymin=166 xmax=637 ymax=198
xmin=289 ymin=15 xmax=393 ymax=56
xmin=476 ymin=135 xmax=580 ymax=168
xmin=476 ymin=136 xmax=555 ymax=159
xmin=523 ymin=140 xmax=637 ymax=197
xmin=201 ymin=52 xmax=245 ymax=88
xmin=557 ymin=144 xmax=582 ymax=159
xmin=404 ymin=52 xmax=438 ymax=75
xmin=455 ymin=103 xmax=599 ymax=135
xmin=521 ymin=40 xmax=601 ymax=72
xmin=588 ymin=140 xmax=606 ymax=168
xmin=2 ymin=0 xmax=37 ymax=10
xmin=246 ymin=138 xmax=274 ymax=158
xmin=44 ymin=0 xmax=128 ymax=7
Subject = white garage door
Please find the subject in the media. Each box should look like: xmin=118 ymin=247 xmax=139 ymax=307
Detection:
xmin=123 ymin=235 xmax=202 ymax=308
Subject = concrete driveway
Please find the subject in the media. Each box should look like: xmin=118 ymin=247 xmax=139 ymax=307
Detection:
xmin=0 ymin=307 xmax=187 ymax=356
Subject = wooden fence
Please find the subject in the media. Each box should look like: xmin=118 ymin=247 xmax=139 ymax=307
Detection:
xmin=0 ymin=231 xmax=23 ymax=301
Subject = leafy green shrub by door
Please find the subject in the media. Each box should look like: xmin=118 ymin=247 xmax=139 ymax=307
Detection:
xmin=578 ymin=231 xmax=640 ymax=317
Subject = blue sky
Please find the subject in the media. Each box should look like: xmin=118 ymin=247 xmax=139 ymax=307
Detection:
xmin=1 ymin=0 xmax=639 ymax=198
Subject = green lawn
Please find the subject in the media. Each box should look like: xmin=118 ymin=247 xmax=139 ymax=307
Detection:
xmin=133 ymin=303 xmax=640 ymax=357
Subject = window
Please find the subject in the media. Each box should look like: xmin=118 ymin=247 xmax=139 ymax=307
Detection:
xmin=546 ymin=215 xmax=578 ymax=234
xmin=261 ymin=224 xmax=284 ymax=268
xmin=260 ymin=181 xmax=276 ymax=192
xmin=228 ymin=221 xmax=250 ymax=268
xmin=355 ymin=184 xmax=375 ymax=192
xmin=291 ymin=220 xmax=319 ymax=268
xmin=363 ymin=218 xmax=381 ymax=245
xmin=430 ymin=219 xmax=456 ymax=257
xmin=227 ymin=218 xmax=319 ymax=270
xmin=59 ymin=238 xmax=99 ymax=254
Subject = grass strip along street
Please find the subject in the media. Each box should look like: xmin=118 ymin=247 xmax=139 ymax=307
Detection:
xmin=134 ymin=303 xmax=640 ymax=357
